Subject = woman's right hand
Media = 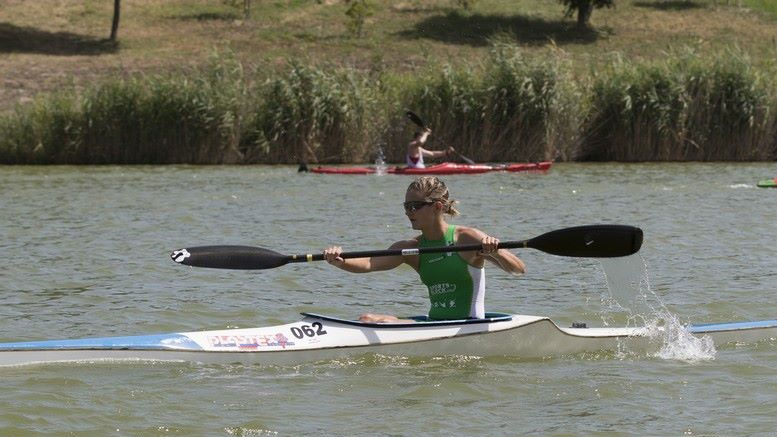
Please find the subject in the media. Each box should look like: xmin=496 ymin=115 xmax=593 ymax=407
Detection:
xmin=323 ymin=246 xmax=345 ymax=266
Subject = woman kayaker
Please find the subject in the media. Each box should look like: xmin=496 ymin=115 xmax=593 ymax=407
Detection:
xmin=407 ymin=127 xmax=456 ymax=169
xmin=324 ymin=176 xmax=525 ymax=323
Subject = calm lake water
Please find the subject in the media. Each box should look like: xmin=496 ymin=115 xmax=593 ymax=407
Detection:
xmin=1 ymin=163 xmax=776 ymax=436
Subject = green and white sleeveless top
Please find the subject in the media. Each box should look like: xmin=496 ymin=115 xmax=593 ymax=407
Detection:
xmin=418 ymin=225 xmax=485 ymax=320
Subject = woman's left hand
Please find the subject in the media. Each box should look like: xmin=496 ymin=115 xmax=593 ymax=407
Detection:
xmin=479 ymin=235 xmax=499 ymax=256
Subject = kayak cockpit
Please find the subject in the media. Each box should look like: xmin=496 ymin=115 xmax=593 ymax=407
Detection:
xmin=300 ymin=312 xmax=514 ymax=328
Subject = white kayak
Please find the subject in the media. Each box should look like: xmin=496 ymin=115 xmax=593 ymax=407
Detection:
xmin=0 ymin=312 xmax=775 ymax=367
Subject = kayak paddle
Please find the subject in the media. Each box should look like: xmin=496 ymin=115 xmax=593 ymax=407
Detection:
xmin=405 ymin=110 xmax=476 ymax=165
xmin=171 ymin=224 xmax=643 ymax=270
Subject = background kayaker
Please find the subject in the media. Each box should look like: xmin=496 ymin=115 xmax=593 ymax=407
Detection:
xmin=324 ymin=176 xmax=525 ymax=323
xmin=407 ymin=127 xmax=456 ymax=168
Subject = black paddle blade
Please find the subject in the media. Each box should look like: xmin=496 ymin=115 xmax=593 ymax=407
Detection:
xmin=526 ymin=225 xmax=643 ymax=258
xmin=405 ymin=110 xmax=427 ymax=129
xmin=170 ymin=245 xmax=289 ymax=270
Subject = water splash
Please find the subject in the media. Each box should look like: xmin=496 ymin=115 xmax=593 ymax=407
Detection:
xmin=374 ymin=146 xmax=387 ymax=176
xmin=599 ymin=256 xmax=716 ymax=362
xmin=646 ymin=311 xmax=716 ymax=362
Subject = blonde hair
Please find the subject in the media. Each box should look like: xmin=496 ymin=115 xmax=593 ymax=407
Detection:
xmin=407 ymin=176 xmax=460 ymax=216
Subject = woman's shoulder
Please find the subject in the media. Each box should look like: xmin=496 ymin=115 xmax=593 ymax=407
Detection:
xmin=389 ymin=238 xmax=420 ymax=249
xmin=453 ymin=225 xmax=486 ymax=243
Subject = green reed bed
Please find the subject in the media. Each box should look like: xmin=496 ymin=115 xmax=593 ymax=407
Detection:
xmin=396 ymin=43 xmax=576 ymax=163
xmin=0 ymin=55 xmax=247 ymax=164
xmin=580 ymin=50 xmax=776 ymax=161
xmin=78 ymin=78 xmax=231 ymax=164
xmin=0 ymin=93 xmax=81 ymax=164
xmin=683 ymin=54 xmax=775 ymax=160
xmin=1 ymin=45 xmax=775 ymax=164
xmin=241 ymin=63 xmax=381 ymax=164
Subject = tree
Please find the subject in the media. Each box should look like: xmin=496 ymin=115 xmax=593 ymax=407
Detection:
xmin=558 ymin=0 xmax=614 ymax=29
xmin=345 ymin=0 xmax=373 ymax=37
xmin=110 ymin=0 xmax=120 ymax=41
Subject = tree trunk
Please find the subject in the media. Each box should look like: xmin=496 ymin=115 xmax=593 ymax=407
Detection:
xmin=110 ymin=0 xmax=121 ymax=41
xmin=577 ymin=1 xmax=593 ymax=29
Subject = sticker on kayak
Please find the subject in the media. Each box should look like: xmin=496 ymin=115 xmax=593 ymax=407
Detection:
xmin=171 ymin=248 xmax=191 ymax=263
xmin=209 ymin=333 xmax=294 ymax=349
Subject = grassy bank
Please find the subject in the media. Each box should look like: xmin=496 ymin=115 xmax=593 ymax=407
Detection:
xmin=1 ymin=46 xmax=775 ymax=164
xmin=2 ymin=0 xmax=777 ymax=113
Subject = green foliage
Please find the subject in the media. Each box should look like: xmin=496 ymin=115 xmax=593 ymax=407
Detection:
xmin=0 ymin=93 xmax=82 ymax=164
xmin=1 ymin=46 xmax=775 ymax=164
xmin=345 ymin=0 xmax=373 ymax=37
xmin=400 ymin=43 xmax=574 ymax=162
xmin=0 ymin=51 xmax=248 ymax=164
xmin=482 ymin=43 xmax=576 ymax=160
xmin=580 ymin=49 xmax=775 ymax=161
xmin=243 ymin=63 xmax=380 ymax=163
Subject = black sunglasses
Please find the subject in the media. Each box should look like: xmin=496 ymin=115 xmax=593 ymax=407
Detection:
xmin=403 ymin=200 xmax=435 ymax=212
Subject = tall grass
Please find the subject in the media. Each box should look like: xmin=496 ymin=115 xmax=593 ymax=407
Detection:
xmin=399 ymin=43 xmax=576 ymax=162
xmin=242 ymin=63 xmax=380 ymax=164
xmin=1 ymin=46 xmax=775 ymax=164
xmin=683 ymin=52 xmax=774 ymax=160
xmin=0 ymin=52 xmax=248 ymax=164
xmin=0 ymin=93 xmax=82 ymax=164
xmin=579 ymin=49 xmax=776 ymax=161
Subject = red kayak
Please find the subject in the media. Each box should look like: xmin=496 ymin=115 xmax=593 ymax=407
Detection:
xmin=310 ymin=161 xmax=552 ymax=175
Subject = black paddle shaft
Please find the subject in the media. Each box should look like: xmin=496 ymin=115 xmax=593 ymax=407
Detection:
xmin=170 ymin=225 xmax=643 ymax=270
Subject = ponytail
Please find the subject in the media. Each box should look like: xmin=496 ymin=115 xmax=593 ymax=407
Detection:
xmin=407 ymin=176 xmax=460 ymax=216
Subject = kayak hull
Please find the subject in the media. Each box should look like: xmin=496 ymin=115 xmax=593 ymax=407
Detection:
xmin=310 ymin=162 xmax=552 ymax=175
xmin=1 ymin=312 xmax=775 ymax=366
xmin=757 ymin=178 xmax=777 ymax=188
